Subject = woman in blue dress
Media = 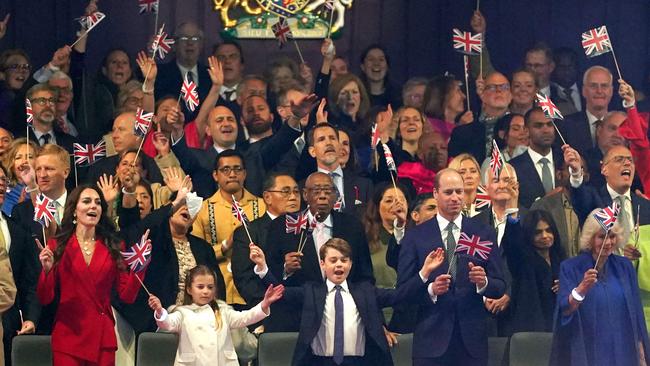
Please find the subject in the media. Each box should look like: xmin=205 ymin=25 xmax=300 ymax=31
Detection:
xmin=550 ymin=208 xmax=650 ymax=366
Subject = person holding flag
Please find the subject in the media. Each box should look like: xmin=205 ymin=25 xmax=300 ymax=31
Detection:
xmin=549 ymin=206 xmax=650 ymax=366
xmin=36 ymin=185 xmax=146 ymax=366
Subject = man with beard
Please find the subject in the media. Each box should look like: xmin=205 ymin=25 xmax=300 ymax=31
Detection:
xmin=24 ymin=84 xmax=76 ymax=152
xmin=510 ymin=107 xmax=563 ymax=208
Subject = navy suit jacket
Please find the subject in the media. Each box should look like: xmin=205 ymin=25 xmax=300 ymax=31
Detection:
xmin=509 ymin=150 xmax=562 ymax=208
xmin=396 ymin=215 xmax=506 ymax=360
xmin=571 ymin=182 xmax=650 ymax=226
xmin=154 ymin=60 xmax=212 ymax=121
xmin=449 ymin=121 xmax=487 ymax=163
xmin=559 ymin=112 xmax=595 ymax=156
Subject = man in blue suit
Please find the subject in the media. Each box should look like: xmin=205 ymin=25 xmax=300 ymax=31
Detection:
xmin=397 ymin=168 xmax=506 ymax=366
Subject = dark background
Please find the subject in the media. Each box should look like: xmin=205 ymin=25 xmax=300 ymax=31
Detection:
xmin=1 ymin=0 xmax=649 ymax=89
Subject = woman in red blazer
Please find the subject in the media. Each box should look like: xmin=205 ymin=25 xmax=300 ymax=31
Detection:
xmin=37 ymin=185 xmax=143 ymax=366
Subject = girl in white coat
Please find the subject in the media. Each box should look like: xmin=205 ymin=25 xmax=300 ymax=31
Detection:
xmin=148 ymin=265 xmax=285 ymax=366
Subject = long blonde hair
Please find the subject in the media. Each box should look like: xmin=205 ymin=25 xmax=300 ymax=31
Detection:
xmin=181 ymin=265 xmax=223 ymax=329
xmin=2 ymin=138 xmax=39 ymax=186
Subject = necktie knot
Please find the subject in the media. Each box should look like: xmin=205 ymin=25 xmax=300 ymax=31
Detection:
xmin=40 ymin=134 xmax=51 ymax=145
xmin=334 ymin=285 xmax=342 ymax=292
xmin=446 ymin=222 xmax=456 ymax=233
xmin=539 ymin=157 xmax=549 ymax=166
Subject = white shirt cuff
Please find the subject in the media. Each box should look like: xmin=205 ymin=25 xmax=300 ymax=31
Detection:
xmin=569 ymin=167 xmax=584 ymax=188
xmin=427 ymin=283 xmax=438 ymax=304
xmin=254 ymin=264 xmax=268 ymax=278
xmin=476 ymin=277 xmax=488 ymax=294
xmin=154 ymin=308 xmax=168 ymax=321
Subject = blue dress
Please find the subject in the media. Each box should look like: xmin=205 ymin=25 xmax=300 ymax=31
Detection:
xmin=550 ymin=252 xmax=650 ymax=366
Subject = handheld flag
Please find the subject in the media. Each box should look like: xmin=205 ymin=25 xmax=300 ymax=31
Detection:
xmin=455 ymin=233 xmax=493 ymax=260
xmin=152 ymin=25 xmax=174 ymax=60
xmin=536 ymin=93 xmax=564 ymax=120
xmin=286 ymin=211 xmax=309 ymax=234
xmin=475 ymin=184 xmax=491 ymax=210
xmin=231 ymin=197 xmax=249 ymax=224
xmin=452 ymin=28 xmax=482 ymax=55
xmin=121 ymin=234 xmax=152 ymax=272
xmin=593 ymin=201 xmax=620 ymax=232
xmin=133 ymin=108 xmax=154 ymax=137
xmin=371 ymin=123 xmax=380 ymax=149
xmin=272 ymin=17 xmax=293 ymax=48
xmin=33 ymin=193 xmax=57 ymax=228
xmin=181 ymin=73 xmax=200 ymax=112
xmin=79 ymin=11 xmax=106 ymax=32
xmin=73 ymin=139 xmax=106 ymax=166
xmin=490 ymin=140 xmax=505 ymax=179
xmin=382 ymin=142 xmax=397 ymax=172
xmin=138 ymin=0 xmax=159 ymax=13
xmin=25 ymin=98 xmax=33 ymax=125
xmin=581 ymin=26 xmax=612 ymax=58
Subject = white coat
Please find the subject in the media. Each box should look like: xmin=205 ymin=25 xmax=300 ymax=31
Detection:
xmin=155 ymin=300 xmax=268 ymax=366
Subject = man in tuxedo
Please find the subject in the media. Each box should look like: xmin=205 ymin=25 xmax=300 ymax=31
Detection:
xmin=551 ymin=47 xmax=582 ymax=116
xmin=560 ymin=66 xmax=613 ymax=156
xmin=0 ymin=165 xmax=40 ymax=366
xmin=264 ymin=172 xmax=375 ymax=331
xmin=231 ymin=173 xmax=301 ymax=308
xmin=307 ymin=123 xmax=373 ymax=215
xmin=155 ymin=22 xmax=211 ymax=121
xmin=397 ymin=168 xmax=506 ymax=366
xmin=510 ymin=107 xmax=563 ymax=208
xmin=24 ymin=84 xmax=76 ymax=152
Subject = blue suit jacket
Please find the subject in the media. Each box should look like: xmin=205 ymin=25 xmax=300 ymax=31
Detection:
xmin=396 ymin=215 xmax=506 ymax=360
xmin=509 ymin=150 xmax=562 ymax=208
xmin=571 ymin=182 xmax=650 ymax=226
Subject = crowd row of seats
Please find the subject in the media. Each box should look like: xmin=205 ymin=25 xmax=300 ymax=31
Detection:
xmin=11 ymin=332 xmax=554 ymax=366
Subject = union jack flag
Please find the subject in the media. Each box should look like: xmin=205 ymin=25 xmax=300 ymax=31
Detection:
xmin=138 ymin=0 xmax=158 ymax=13
xmin=121 ymin=234 xmax=152 ymax=272
xmin=25 ymin=99 xmax=33 ymax=125
xmin=181 ymin=73 xmax=200 ymax=112
xmin=286 ymin=211 xmax=309 ymax=234
xmin=79 ymin=11 xmax=106 ymax=31
xmin=536 ymin=93 xmax=564 ymax=120
xmin=475 ymin=184 xmax=491 ymax=210
xmin=272 ymin=17 xmax=293 ymax=48
xmin=456 ymin=233 xmax=493 ymax=260
xmin=581 ymin=25 xmax=612 ymax=58
xmin=73 ymin=139 xmax=106 ymax=166
xmin=231 ymin=196 xmax=249 ymax=224
xmin=382 ymin=142 xmax=397 ymax=172
xmin=593 ymin=201 xmax=620 ymax=232
xmin=490 ymin=140 xmax=505 ymax=179
xmin=452 ymin=28 xmax=482 ymax=55
xmin=133 ymin=108 xmax=154 ymax=137
xmin=152 ymin=25 xmax=174 ymax=60
xmin=33 ymin=193 xmax=57 ymax=228
xmin=371 ymin=123 xmax=380 ymax=148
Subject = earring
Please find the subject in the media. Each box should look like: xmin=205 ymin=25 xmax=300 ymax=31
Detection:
xmin=73 ymin=213 xmax=77 ymax=225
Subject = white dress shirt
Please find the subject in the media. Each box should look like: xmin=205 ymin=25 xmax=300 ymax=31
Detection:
xmin=492 ymin=209 xmax=507 ymax=246
xmin=33 ymin=130 xmax=57 ymax=146
xmin=54 ymin=191 xmax=67 ymax=225
xmin=527 ymin=148 xmax=555 ymax=189
xmin=311 ymin=279 xmax=365 ymax=357
xmin=308 ymin=210 xmax=333 ymax=255
xmin=318 ymin=166 xmax=345 ymax=204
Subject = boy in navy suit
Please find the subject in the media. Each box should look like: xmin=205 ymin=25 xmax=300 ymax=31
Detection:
xmin=249 ymin=238 xmax=444 ymax=366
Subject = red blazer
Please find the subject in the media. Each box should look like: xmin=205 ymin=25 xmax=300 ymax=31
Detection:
xmin=37 ymin=235 xmax=143 ymax=362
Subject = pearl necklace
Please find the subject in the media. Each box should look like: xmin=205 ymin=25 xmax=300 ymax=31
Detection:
xmin=80 ymin=237 xmax=96 ymax=256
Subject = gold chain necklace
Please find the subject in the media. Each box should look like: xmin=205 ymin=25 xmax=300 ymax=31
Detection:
xmin=81 ymin=237 xmax=96 ymax=256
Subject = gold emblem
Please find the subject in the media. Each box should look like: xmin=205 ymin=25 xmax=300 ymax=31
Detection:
xmin=212 ymin=0 xmax=263 ymax=28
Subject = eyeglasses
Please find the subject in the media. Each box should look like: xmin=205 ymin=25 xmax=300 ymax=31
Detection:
xmin=217 ymin=166 xmax=244 ymax=175
xmin=306 ymin=186 xmax=334 ymax=195
xmin=603 ymin=156 xmax=634 ymax=165
xmin=266 ymin=188 xmax=300 ymax=197
xmin=5 ymin=63 xmax=30 ymax=71
xmin=484 ymin=84 xmax=510 ymax=92
xmin=525 ymin=62 xmax=548 ymax=69
xmin=31 ymin=97 xmax=57 ymax=106
xmin=177 ymin=36 xmax=202 ymax=43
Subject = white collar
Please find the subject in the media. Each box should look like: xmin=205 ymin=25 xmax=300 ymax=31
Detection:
xmin=177 ymin=63 xmax=198 ymax=78
xmin=212 ymin=143 xmax=236 ymax=154
xmin=606 ymin=184 xmax=631 ymax=201
xmin=436 ymin=213 xmax=462 ymax=231
xmin=326 ymin=279 xmax=349 ymax=293
xmin=318 ymin=165 xmax=344 ymax=177
xmin=586 ymin=109 xmax=605 ymax=124
xmin=33 ymin=129 xmax=54 ymax=139
xmin=267 ymin=212 xmax=278 ymax=221
xmin=55 ymin=190 xmax=67 ymax=207
xmin=528 ymin=148 xmax=553 ymax=165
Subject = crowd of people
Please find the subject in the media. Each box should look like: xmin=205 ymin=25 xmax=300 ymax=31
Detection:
xmin=0 ymin=2 xmax=649 ymax=366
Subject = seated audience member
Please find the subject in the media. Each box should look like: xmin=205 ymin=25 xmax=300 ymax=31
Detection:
xmin=24 ymin=83 xmax=76 ymax=152
xmin=551 ymin=47 xmax=582 ymax=116
xmin=394 ymin=106 xmax=424 ymax=165
xmin=449 ymin=71 xmax=511 ymax=163
xmin=407 ymin=193 xmax=438 ymax=227
xmin=550 ymin=210 xmax=649 ymax=366
xmin=1 ymin=138 xmax=37 ymax=216
xmin=423 ymin=75 xmax=473 ymax=142
xmin=479 ymin=113 xmax=529 ymax=173
xmin=398 ymin=131 xmax=447 ymax=196
xmin=448 ymin=153 xmax=483 ymax=217
xmin=503 ymin=210 xmax=565 ymax=335
xmin=263 ymin=172 xmax=375 ymax=331
xmin=327 ymin=73 xmax=371 ymax=134
xmin=401 ymin=77 xmax=427 ymax=110
xmin=337 ymin=128 xmax=360 ymax=173
xmin=250 ymin=238 xmax=444 ymax=366
xmin=359 ymin=44 xmax=401 ymax=108
xmin=509 ymin=68 xmax=537 ymax=115
xmin=510 ymin=107 xmax=563 ymax=208
xmin=47 ymin=71 xmax=79 ymax=137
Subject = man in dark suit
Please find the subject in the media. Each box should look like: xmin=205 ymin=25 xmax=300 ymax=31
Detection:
xmin=264 ymin=172 xmax=375 ymax=331
xmin=307 ymin=123 xmax=373 ymax=215
xmin=551 ymin=47 xmax=583 ymax=117
xmin=510 ymin=107 xmax=563 ymax=208
xmin=0 ymin=165 xmax=41 ymax=366
xmin=231 ymin=173 xmax=301 ymax=307
xmin=25 ymin=83 xmax=76 ymax=153
xmin=155 ymin=22 xmax=211 ymax=121
xmin=559 ymin=66 xmax=614 ymax=156
xmin=397 ymin=168 xmax=506 ymax=365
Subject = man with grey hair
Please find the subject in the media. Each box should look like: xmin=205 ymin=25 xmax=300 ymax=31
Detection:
xmin=560 ymin=65 xmax=614 ymax=155
xmin=24 ymin=83 xmax=76 ymax=152
xmin=48 ymin=71 xmax=78 ymax=137
xmin=155 ymin=21 xmax=211 ymax=121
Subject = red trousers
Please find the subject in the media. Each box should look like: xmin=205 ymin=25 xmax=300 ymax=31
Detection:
xmin=53 ymin=350 xmax=115 ymax=366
